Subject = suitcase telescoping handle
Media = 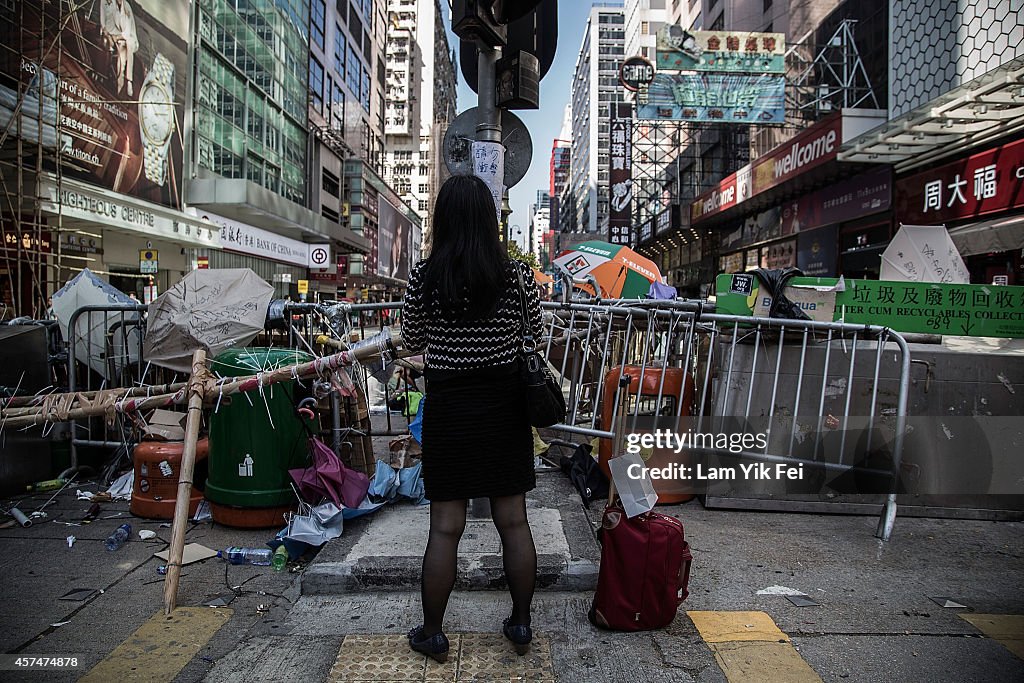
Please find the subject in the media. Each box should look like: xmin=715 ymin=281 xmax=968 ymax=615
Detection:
xmin=606 ymin=375 xmax=633 ymax=507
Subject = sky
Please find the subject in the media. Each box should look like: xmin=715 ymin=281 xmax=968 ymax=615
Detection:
xmin=442 ymin=2 xmax=598 ymax=250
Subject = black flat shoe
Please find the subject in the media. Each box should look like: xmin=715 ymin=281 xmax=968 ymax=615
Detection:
xmin=502 ymin=617 xmax=532 ymax=655
xmin=408 ymin=625 xmax=449 ymax=663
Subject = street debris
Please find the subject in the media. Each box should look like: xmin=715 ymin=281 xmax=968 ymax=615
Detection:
xmin=786 ymin=595 xmax=821 ymax=607
xmin=66 ymin=535 xmax=75 ymax=548
xmin=9 ymin=507 xmax=32 ymax=527
xmin=138 ymin=530 xmax=157 ymax=540
xmin=154 ymin=543 xmax=217 ymax=565
xmin=106 ymin=472 xmax=133 ymax=501
xmin=203 ymin=594 xmax=236 ymax=608
xmin=929 ymin=596 xmax=967 ymax=608
xmin=192 ymin=500 xmax=212 ymax=522
xmin=59 ymin=588 xmax=100 ymax=601
xmin=756 ymin=585 xmax=806 ymax=596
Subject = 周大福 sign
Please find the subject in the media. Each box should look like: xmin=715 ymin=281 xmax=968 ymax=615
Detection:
xmin=655 ymin=27 xmax=785 ymax=73
xmin=637 ymin=73 xmax=785 ymax=124
xmin=896 ymin=137 xmax=1024 ymax=224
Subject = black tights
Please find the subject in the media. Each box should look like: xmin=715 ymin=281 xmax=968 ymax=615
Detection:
xmin=419 ymin=494 xmax=536 ymax=636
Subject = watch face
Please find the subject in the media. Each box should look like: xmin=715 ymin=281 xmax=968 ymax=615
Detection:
xmin=140 ymin=83 xmax=174 ymax=143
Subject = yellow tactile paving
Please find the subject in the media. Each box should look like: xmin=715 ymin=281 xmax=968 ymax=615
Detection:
xmin=328 ymin=632 xmax=554 ymax=682
xmin=710 ymin=641 xmax=823 ymax=683
xmin=78 ymin=607 xmax=232 ymax=683
xmin=961 ymin=614 xmax=1024 ymax=660
xmin=687 ymin=610 xmax=790 ymax=643
xmin=687 ymin=611 xmax=822 ymax=683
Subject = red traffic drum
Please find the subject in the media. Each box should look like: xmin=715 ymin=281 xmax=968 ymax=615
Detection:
xmin=130 ymin=438 xmax=209 ymax=519
xmin=599 ymin=366 xmax=696 ymax=504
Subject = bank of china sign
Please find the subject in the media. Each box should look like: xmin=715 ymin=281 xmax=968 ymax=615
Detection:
xmin=192 ymin=209 xmax=330 ymax=269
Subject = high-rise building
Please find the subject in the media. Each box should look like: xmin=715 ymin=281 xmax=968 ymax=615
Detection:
xmin=382 ymin=0 xmax=457 ymax=250
xmin=304 ymin=0 xmax=390 ymax=299
xmin=188 ymin=0 xmax=369 ymax=298
xmin=570 ymin=3 xmax=626 ymax=235
xmin=550 ymin=104 xmax=574 ymax=236
xmin=625 ymin=0 xmax=668 ymax=62
xmin=529 ymin=191 xmax=551 ymax=260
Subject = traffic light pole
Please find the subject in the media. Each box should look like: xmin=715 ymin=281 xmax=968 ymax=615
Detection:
xmin=473 ymin=44 xmax=505 ymax=223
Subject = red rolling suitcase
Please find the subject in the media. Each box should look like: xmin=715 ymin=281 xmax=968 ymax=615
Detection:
xmin=589 ymin=378 xmax=693 ymax=631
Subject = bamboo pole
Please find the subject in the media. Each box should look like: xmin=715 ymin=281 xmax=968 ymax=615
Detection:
xmin=1 ymin=332 xmax=405 ymax=429
xmin=163 ymin=350 xmax=207 ymax=615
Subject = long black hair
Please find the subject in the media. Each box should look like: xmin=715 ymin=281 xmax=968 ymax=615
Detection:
xmin=422 ymin=174 xmax=509 ymax=318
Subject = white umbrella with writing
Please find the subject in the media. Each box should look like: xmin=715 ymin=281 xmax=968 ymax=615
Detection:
xmin=880 ymin=224 xmax=970 ymax=284
xmin=144 ymin=269 xmax=273 ymax=372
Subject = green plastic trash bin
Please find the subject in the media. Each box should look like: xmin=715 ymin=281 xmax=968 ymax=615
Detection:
xmin=205 ymin=348 xmax=314 ymax=528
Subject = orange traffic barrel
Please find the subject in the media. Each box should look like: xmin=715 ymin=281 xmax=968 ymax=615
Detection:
xmin=599 ymin=366 xmax=696 ymax=504
xmin=130 ymin=438 xmax=209 ymax=519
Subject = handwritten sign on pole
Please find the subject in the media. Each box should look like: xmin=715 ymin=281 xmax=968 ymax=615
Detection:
xmin=472 ymin=140 xmax=505 ymax=225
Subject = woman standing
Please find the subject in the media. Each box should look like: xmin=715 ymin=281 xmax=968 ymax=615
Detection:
xmin=401 ymin=174 xmax=542 ymax=663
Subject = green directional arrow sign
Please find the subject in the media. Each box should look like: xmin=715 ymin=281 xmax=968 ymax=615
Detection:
xmin=715 ymin=274 xmax=1024 ymax=339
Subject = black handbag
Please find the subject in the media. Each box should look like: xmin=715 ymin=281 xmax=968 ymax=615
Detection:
xmin=513 ymin=263 xmax=566 ymax=428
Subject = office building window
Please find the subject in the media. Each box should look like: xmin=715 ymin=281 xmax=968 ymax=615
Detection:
xmin=360 ymin=67 xmax=370 ymax=112
xmin=311 ymin=0 xmax=325 ymax=49
xmin=332 ymin=84 xmax=345 ymax=129
xmin=347 ymin=45 xmax=361 ymax=94
xmin=309 ymin=56 xmax=324 ymax=111
xmin=337 ymin=0 xmax=348 ymax=23
xmin=334 ymin=25 xmax=346 ymax=76
xmin=323 ymin=169 xmax=341 ymax=197
xmin=349 ymin=4 xmax=363 ymax=38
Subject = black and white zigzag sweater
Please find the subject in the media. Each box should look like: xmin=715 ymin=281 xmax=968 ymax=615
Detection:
xmin=401 ymin=259 xmax=544 ymax=375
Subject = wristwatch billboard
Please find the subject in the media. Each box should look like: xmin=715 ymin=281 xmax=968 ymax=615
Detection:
xmin=139 ymin=52 xmax=175 ymax=186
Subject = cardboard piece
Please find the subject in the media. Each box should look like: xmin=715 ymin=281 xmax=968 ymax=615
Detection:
xmin=144 ymin=409 xmax=187 ymax=441
xmin=752 ymin=286 xmax=837 ymax=323
xmin=154 ymin=543 xmax=218 ymax=565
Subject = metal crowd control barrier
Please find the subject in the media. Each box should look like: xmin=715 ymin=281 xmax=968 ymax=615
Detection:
xmin=535 ymin=300 xmax=912 ymax=541
xmin=65 ymin=304 xmax=149 ymax=469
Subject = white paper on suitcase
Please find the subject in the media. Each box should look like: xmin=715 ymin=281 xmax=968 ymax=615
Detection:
xmin=608 ymin=452 xmax=659 ymax=518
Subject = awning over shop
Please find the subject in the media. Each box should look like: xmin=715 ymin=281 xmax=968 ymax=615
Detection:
xmin=186 ymin=177 xmax=370 ymax=254
xmin=37 ymin=175 xmax=221 ymax=249
xmin=838 ymin=57 xmax=1024 ymax=172
xmin=948 ymin=213 xmax=1024 ymax=257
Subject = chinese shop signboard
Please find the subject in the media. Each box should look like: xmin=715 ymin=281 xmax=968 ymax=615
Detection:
xmin=655 ymin=28 xmax=785 ymax=73
xmin=608 ymin=103 xmax=633 ymax=246
xmin=715 ymin=274 xmax=1024 ymax=339
xmin=896 ymin=138 xmax=1024 ymax=224
xmin=637 ymin=73 xmax=785 ymax=124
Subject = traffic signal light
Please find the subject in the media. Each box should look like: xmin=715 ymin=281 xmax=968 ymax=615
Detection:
xmin=460 ymin=0 xmax=557 ymax=96
xmin=452 ymin=0 xmax=507 ymax=47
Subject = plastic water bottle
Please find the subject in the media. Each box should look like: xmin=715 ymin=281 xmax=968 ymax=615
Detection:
xmin=272 ymin=545 xmax=288 ymax=572
xmin=104 ymin=523 xmax=132 ymax=551
xmin=217 ymin=547 xmax=273 ymax=566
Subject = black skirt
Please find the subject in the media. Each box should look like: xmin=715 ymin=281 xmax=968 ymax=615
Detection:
xmin=420 ymin=365 xmax=536 ymax=502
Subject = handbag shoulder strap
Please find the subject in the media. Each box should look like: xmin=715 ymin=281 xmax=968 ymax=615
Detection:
xmin=512 ymin=261 xmax=535 ymax=352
